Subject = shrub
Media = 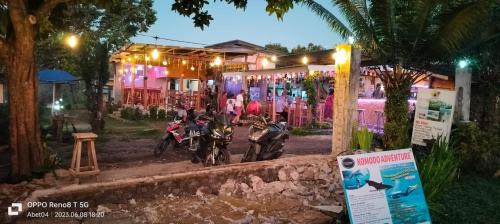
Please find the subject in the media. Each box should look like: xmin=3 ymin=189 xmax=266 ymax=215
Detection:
xmin=158 ymin=109 xmax=166 ymax=120
xmin=451 ymin=122 xmax=500 ymax=176
xmin=357 ymin=127 xmax=373 ymax=150
xmin=417 ymin=136 xmax=460 ymax=215
xmin=351 ymin=121 xmax=359 ymax=150
xmin=120 ymin=107 xmax=134 ymax=120
xmin=149 ymin=106 xmax=158 ymax=120
xmin=133 ymin=108 xmax=142 ymax=120
xmin=290 ymin=128 xmax=308 ymax=136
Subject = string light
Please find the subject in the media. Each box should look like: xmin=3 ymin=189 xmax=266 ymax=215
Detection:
xmin=66 ymin=35 xmax=78 ymax=48
xmin=262 ymin=58 xmax=269 ymax=67
xmin=302 ymin=56 xmax=309 ymax=65
xmin=162 ymin=60 xmax=167 ymax=66
xmin=271 ymin=55 xmax=277 ymax=62
xmin=214 ymin=56 xmax=222 ymax=66
xmin=182 ymin=60 xmax=187 ymax=65
xmin=190 ymin=66 xmax=195 ymax=71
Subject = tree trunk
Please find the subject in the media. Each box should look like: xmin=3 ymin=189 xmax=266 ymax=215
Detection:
xmin=6 ymin=31 xmax=44 ymax=178
xmin=383 ymin=79 xmax=412 ymax=149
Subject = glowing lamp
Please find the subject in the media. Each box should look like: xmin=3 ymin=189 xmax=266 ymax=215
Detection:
xmin=182 ymin=60 xmax=187 ymax=65
xmin=164 ymin=70 xmax=169 ymax=76
xmin=66 ymin=35 xmax=78 ymax=48
xmin=333 ymin=49 xmax=348 ymax=65
xmin=162 ymin=60 xmax=167 ymax=66
xmin=271 ymin=55 xmax=277 ymax=62
xmin=214 ymin=56 xmax=222 ymax=66
xmin=302 ymin=56 xmax=309 ymax=65
xmin=190 ymin=66 xmax=195 ymax=71
xmin=348 ymin=36 xmax=355 ymax=44
xmin=151 ymin=48 xmax=159 ymax=60
xmin=458 ymin=59 xmax=469 ymax=69
xmin=147 ymin=65 xmax=152 ymax=69
xmin=262 ymin=58 xmax=269 ymax=67
xmin=145 ymin=56 xmax=150 ymax=61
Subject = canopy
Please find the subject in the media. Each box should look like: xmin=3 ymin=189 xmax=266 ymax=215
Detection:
xmin=38 ymin=69 xmax=77 ymax=84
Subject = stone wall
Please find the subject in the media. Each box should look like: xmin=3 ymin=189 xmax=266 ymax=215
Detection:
xmin=32 ymin=155 xmax=344 ymax=208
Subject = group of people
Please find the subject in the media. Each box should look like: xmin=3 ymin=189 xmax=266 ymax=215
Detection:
xmin=219 ymin=90 xmax=246 ymax=124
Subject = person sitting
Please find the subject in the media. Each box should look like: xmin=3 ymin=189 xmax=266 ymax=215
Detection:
xmin=246 ymin=100 xmax=261 ymax=116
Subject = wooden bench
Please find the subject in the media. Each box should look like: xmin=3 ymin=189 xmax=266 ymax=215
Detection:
xmin=70 ymin=133 xmax=99 ymax=183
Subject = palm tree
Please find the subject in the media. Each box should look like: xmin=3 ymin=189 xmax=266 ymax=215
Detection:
xmin=300 ymin=0 xmax=493 ymax=149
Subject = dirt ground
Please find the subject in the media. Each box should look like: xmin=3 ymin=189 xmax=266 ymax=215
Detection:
xmin=48 ymin=115 xmax=332 ymax=171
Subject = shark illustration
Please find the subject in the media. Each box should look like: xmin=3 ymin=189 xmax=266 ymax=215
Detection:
xmin=367 ymin=180 xmax=393 ymax=191
xmin=382 ymin=168 xmax=414 ymax=180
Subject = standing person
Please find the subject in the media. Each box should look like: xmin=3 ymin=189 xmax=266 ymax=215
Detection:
xmin=233 ymin=90 xmax=245 ymax=124
xmin=372 ymin=83 xmax=385 ymax=99
xmin=324 ymin=89 xmax=334 ymax=120
xmin=226 ymin=96 xmax=236 ymax=121
xmin=219 ymin=91 xmax=228 ymax=113
xmin=276 ymin=95 xmax=289 ymax=121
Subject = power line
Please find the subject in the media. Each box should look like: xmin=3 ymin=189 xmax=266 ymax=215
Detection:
xmin=136 ymin=34 xmax=208 ymax=46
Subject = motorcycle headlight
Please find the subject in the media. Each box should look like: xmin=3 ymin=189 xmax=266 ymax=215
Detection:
xmin=211 ymin=129 xmax=223 ymax=138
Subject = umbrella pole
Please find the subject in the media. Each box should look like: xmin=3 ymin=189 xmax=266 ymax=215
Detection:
xmin=52 ymin=83 xmax=56 ymax=115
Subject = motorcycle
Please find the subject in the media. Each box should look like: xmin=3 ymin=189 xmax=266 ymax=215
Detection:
xmin=202 ymin=114 xmax=234 ymax=166
xmin=241 ymin=115 xmax=289 ymax=162
xmin=153 ymin=109 xmax=208 ymax=157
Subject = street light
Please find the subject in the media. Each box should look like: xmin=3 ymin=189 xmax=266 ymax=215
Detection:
xmin=66 ymin=35 xmax=78 ymax=48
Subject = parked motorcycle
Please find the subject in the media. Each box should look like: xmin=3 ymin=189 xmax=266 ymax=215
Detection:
xmin=241 ymin=115 xmax=289 ymax=162
xmin=202 ymin=114 xmax=234 ymax=166
xmin=153 ymin=109 xmax=208 ymax=157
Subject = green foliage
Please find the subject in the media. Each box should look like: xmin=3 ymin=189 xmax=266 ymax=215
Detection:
xmin=158 ymin=109 xmax=166 ymax=120
xmin=357 ymin=127 xmax=374 ymax=150
xmin=433 ymin=175 xmax=500 ymax=224
xmin=148 ymin=106 xmax=158 ymax=120
xmin=290 ymin=43 xmax=325 ymax=55
xmin=290 ymin=128 xmax=308 ymax=136
xmin=264 ymin=43 xmax=289 ymax=54
xmin=451 ymin=122 xmax=500 ymax=176
xmin=171 ymin=0 xmax=296 ymax=29
xmin=417 ymin=136 xmax=460 ymax=215
xmin=120 ymin=107 xmax=139 ymax=121
xmin=383 ymin=83 xmax=411 ymax=149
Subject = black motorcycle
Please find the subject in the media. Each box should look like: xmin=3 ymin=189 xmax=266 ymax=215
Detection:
xmin=202 ymin=114 xmax=234 ymax=167
xmin=241 ymin=115 xmax=289 ymax=162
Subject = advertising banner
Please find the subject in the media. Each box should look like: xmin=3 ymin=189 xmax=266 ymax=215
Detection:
xmin=337 ymin=149 xmax=431 ymax=224
xmin=411 ymin=88 xmax=456 ymax=146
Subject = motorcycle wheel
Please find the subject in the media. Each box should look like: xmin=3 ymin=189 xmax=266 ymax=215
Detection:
xmin=219 ymin=149 xmax=231 ymax=165
xmin=154 ymin=138 xmax=171 ymax=157
xmin=203 ymin=149 xmax=215 ymax=167
xmin=204 ymin=148 xmax=231 ymax=166
xmin=241 ymin=144 xmax=258 ymax=162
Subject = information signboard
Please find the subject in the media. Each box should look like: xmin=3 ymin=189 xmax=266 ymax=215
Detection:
xmin=411 ymin=88 xmax=456 ymax=146
xmin=337 ymin=149 xmax=431 ymax=224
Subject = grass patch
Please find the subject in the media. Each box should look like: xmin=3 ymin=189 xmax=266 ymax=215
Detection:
xmin=433 ymin=175 xmax=500 ymax=223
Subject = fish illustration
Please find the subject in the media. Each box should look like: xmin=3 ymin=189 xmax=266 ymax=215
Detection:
xmin=391 ymin=184 xmax=418 ymax=199
xmin=367 ymin=180 xmax=393 ymax=191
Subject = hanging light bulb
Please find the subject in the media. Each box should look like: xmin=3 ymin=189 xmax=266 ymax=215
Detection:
xmin=145 ymin=56 xmax=150 ymax=61
xmin=151 ymin=48 xmax=159 ymax=60
xmin=127 ymin=57 xmax=131 ymax=62
xmin=209 ymin=62 xmax=214 ymax=67
xmin=214 ymin=56 xmax=222 ymax=66
xmin=302 ymin=56 xmax=309 ymax=65
xmin=147 ymin=64 xmax=152 ymax=69
xmin=271 ymin=55 xmax=277 ymax=62
xmin=164 ymin=70 xmax=169 ymax=76
xmin=190 ymin=66 xmax=195 ymax=71
xmin=162 ymin=60 xmax=167 ymax=66
xmin=182 ymin=60 xmax=187 ymax=65
xmin=134 ymin=55 xmax=138 ymax=59
xmin=262 ymin=58 xmax=269 ymax=67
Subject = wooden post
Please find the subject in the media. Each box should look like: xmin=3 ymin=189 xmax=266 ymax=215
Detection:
xmin=130 ymin=61 xmax=136 ymax=105
xmin=332 ymin=45 xmax=361 ymax=155
xmin=272 ymin=73 xmax=276 ymax=122
xmin=454 ymin=65 xmax=471 ymax=122
xmin=143 ymin=50 xmax=148 ymax=106
xmin=196 ymin=63 xmax=201 ymax=111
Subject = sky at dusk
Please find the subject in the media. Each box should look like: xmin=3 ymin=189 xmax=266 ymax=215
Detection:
xmin=131 ymin=0 xmax=346 ymax=50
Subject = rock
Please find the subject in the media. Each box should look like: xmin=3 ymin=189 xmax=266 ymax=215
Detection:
xmin=219 ymin=179 xmax=237 ymax=196
xmin=301 ymin=167 xmax=315 ymax=180
xmin=97 ymin=205 xmax=111 ymax=214
xmin=129 ymin=199 xmax=137 ymax=205
xmin=278 ymin=169 xmax=288 ymax=181
xmin=309 ymin=205 xmax=343 ymax=217
xmin=196 ymin=188 xmax=205 ymax=197
xmin=143 ymin=206 xmax=159 ymax=223
xmin=290 ymin=171 xmax=300 ymax=181
xmin=240 ymin=183 xmax=250 ymax=193
xmin=249 ymin=175 xmax=265 ymax=191
xmin=296 ymin=166 xmax=305 ymax=173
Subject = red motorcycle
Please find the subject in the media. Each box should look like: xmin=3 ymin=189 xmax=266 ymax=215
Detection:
xmin=153 ymin=117 xmax=207 ymax=157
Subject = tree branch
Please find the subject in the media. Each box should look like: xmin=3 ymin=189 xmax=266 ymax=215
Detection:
xmin=35 ymin=0 xmax=72 ymax=20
